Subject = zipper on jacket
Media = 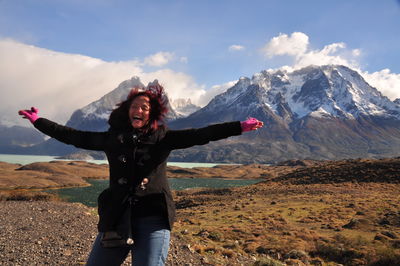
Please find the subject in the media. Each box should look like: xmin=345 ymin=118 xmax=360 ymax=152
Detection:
xmin=124 ymin=132 xmax=139 ymax=246
xmin=126 ymin=196 xmax=134 ymax=245
xmin=132 ymin=133 xmax=138 ymax=162
xmin=132 ymin=132 xmax=145 ymax=190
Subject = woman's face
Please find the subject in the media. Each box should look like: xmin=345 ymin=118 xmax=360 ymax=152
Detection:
xmin=129 ymin=95 xmax=151 ymax=129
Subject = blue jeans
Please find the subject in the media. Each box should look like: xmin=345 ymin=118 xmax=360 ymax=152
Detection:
xmin=86 ymin=216 xmax=170 ymax=266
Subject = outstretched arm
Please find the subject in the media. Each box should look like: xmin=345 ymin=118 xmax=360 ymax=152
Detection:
xmin=161 ymin=118 xmax=264 ymax=150
xmin=18 ymin=107 xmax=108 ymax=151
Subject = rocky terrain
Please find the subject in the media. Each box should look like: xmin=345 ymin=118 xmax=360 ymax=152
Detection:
xmin=0 ymin=158 xmax=399 ymax=265
xmin=0 ymin=160 xmax=314 ymax=190
xmin=0 ymin=201 xmax=209 ymax=266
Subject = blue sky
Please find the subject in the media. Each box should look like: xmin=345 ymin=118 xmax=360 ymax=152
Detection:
xmin=1 ymin=0 xmax=400 ymax=125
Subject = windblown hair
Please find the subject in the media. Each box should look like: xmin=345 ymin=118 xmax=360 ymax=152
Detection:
xmin=108 ymin=83 xmax=169 ymax=132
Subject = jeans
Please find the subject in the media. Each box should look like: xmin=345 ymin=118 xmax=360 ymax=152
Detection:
xmin=86 ymin=216 xmax=170 ymax=266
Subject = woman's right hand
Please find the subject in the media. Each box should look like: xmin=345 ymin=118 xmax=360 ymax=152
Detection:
xmin=240 ymin=117 xmax=264 ymax=132
xmin=18 ymin=107 xmax=40 ymax=124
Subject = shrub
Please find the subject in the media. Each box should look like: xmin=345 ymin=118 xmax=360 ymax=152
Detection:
xmin=0 ymin=191 xmax=60 ymax=202
xmin=221 ymin=249 xmax=235 ymax=258
xmin=314 ymin=241 xmax=365 ymax=265
xmin=370 ymin=246 xmax=400 ymax=266
xmin=207 ymin=231 xmax=222 ymax=241
xmin=253 ymin=257 xmax=285 ymax=266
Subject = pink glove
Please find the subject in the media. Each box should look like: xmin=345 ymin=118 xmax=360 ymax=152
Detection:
xmin=18 ymin=107 xmax=40 ymax=124
xmin=240 ymin=117 xmax=264 ymax=132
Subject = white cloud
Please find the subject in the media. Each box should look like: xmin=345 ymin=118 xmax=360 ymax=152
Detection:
xmin=362 ymin=69 xmax=400 ymax=100
xmin=197 ymin=80 xmax=237 ymax=106
xmin=143 ymin=51 xmax=174 ymax=67
xmin=261 ymin=32 xmax=309 ymax=58
xmin=292 ymin=42 xmax=361 ymax=69
xmin=352 ymin=49 xmax=361 ymax=57
xmin=179 ymin=56 xmax=188 ymax=63
xmin=0 ymin=39 xmax=204 ymax=126
xmin=141 ymin=69 xmax=206 ymax=105
xmin=229 ymin=45 xmax=245 ymax=52
xmin=261 ymin=32 xmax=359 ymax=69
xmin=260 ymin=32 xmax=400 ymax=100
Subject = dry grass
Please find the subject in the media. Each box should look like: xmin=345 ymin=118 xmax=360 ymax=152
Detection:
xmin=0 ymin=161 xmax=108 ymax=190
xmin=0 ymin=190 xmax=61 ymax=202
xmin=174 ymin=182 xmax=400 ymax=265
xmin=2 ymin=158 xmax=400 ymax=265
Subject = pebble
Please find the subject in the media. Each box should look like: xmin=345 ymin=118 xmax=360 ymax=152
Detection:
xmin=0 ymin=201 xmax=217 ymax=266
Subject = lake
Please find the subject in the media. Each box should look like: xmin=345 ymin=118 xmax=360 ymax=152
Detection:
xmin=1 ymin=154 xmax=262 ymax=206
xmin=0 ymin=154 xmax=225 ymax=168
xmin=47 ymin=178 xmax=262 ymax=207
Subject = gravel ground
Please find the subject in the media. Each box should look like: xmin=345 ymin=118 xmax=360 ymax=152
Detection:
xmin=0 ymin=201 xmax=207 ymax=266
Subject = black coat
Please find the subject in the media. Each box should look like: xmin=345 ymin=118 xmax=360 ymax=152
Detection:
xmin=34 ymin=118 xmax=242 ymax=231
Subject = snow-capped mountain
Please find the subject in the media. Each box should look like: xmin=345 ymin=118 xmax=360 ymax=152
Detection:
xmin=169 ymin=65 xmax=400 ymax=163
xmin=66 ymin=77 xmax=181 ymax=131
xmin=170 ymin=98 xmax=201 ymax=117
xmin=65 ymin=77 xmax=143 ymax=131
xmin=5 ymin=65 xmax=400 ymax=163
xmin=2 ymin=77 xmax=195 ymax=157
xmin=199 ymin=65 xmax=400 ymax=121
xmin=0 ymin=124 xmax=45 ymax=153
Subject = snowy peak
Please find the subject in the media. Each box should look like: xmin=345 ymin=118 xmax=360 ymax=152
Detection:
xmin=168 ymin=64 xmax=400 ymax=163
xmin=232 ymin=65 xmax=400 ymax=120
xmin=202 ymin=77 xmax=256 ymax=112
xmin=319 ymin=65 xmax=397 ymax=118
xmin=66 ymin=77 xmax=145 ymax=130
xmin=66 ymin=77 xmax=181 ymax=131
xmin=170 ymin=98 xmax=200 ymax=117
xmin=83 ymin=77 xmax=144 ymax=119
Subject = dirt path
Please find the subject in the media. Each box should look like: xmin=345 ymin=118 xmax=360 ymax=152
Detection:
xmin=0 ymin=201 xmax=207 ymax=266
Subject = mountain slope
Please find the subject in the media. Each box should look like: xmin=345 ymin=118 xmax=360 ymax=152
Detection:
xmin=0 ymin=125 xmax=46 ymax=154
xmin=4 ymin=65 xmax=400 ymax=163
xmin=66 ymin=77 xmax=182 ymax=131
xmin=168 ymin=65 xmax=400 ymax=163
xmin=1 ymin=77 xmax=196 ymax=156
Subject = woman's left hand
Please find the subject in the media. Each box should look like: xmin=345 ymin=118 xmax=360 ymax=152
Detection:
xmin=240 ymin=117 xmax=264 ymax=132
xmin=18 ymin=107 xmax=40 ymax=124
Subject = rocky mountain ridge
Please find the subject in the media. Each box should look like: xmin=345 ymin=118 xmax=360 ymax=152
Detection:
xmin=3 ymin=64 xmax=400 ymax=163
xmin=65 ymin=77 xmax=191 ymax=131
xmin=168 ymin=65 xmax=400 ymax=163
xmin=0 ymin=125 xmax=46 ymax=153
xmin=179 ymin=65 xmax=400 ymax=124
xmin=170 ymin=98 xmax=201 ymax=117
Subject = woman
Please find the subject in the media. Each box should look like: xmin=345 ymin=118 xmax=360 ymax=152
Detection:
xmin=18 ymin=83 xmax=263 ymax=266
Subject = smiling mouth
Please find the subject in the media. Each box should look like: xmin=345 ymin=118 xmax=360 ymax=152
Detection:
xmin=132 ymin=116 xmax=143 ymax=121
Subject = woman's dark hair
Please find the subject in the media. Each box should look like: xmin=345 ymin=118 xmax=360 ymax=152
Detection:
xmin=108 ymin=82 xmax=169 ymax=132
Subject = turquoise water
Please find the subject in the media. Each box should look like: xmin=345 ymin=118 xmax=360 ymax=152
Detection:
xmin=1 ymin=154 xmax=260 ymax=206
xmin=49 ymin=178 xmax=261 ymax=207
xmin=0 ymin=154 xmax=227 ymax=168
xmin=0 ymin=154 xmax=58 ymax=165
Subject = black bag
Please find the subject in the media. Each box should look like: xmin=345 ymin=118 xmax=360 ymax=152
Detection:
xmin=100 ymin=198 xmax=134 ymax=248
xmin=98 ymin=188 xmax=135 ymax=248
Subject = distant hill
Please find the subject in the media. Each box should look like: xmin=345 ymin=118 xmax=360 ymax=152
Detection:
xmin=3 ymin=65 xmax=400 ymax=163
xmin=168 ymin=65 xmax=400 ymax=163
xmin=272 ymin=157 xmax=400 ymax=184
xmin=0 ymin=125 xmax=45 ymax=154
